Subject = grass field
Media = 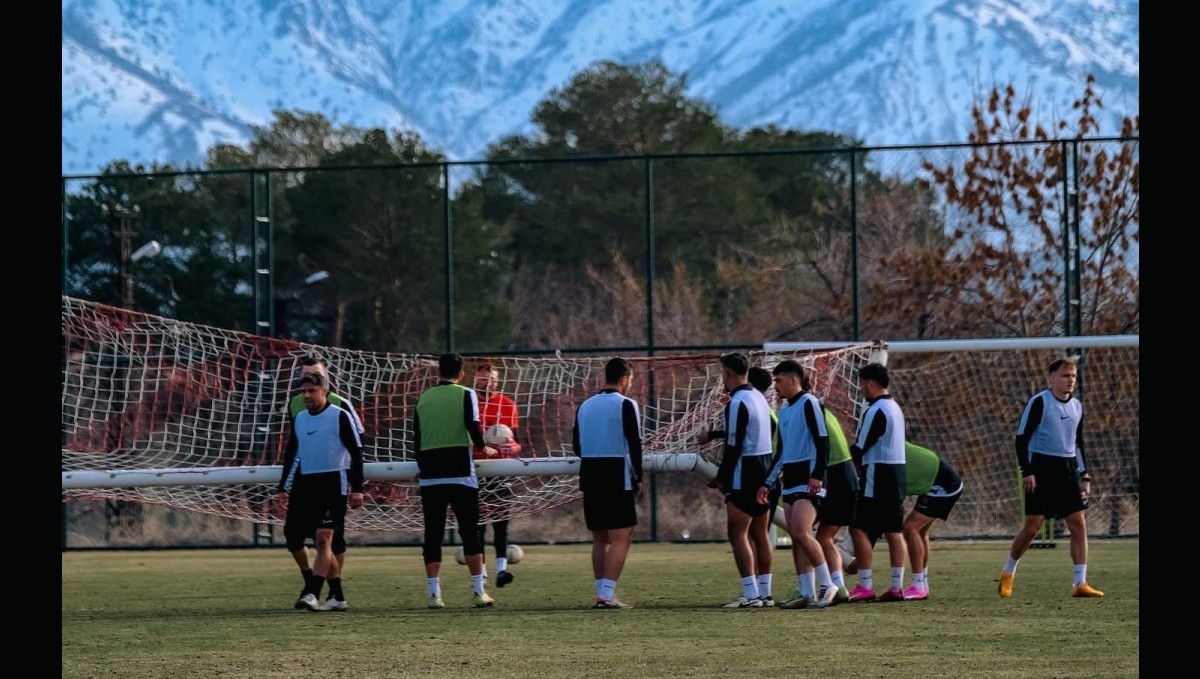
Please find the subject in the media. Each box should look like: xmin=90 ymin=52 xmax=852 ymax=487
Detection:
xmin=62 ymin=540 xmax=1139 ymax=678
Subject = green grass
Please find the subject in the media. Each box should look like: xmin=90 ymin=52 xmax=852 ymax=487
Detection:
xmin=62 ymin=540 xmax=1138 ymax=678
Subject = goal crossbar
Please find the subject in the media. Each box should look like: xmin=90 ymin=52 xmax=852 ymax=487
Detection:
xmin=765 ymin=334 xmax=1139 ymax=353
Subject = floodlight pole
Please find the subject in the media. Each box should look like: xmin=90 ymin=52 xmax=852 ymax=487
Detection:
xmin=112 ymin=206 xmax=141 ymax=308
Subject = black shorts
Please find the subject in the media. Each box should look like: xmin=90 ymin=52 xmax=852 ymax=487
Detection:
xmin=723 ymin=453 xmax=771 ymax=517
xmin=725 ymin=487 xmax=771 ymax=517
xmin=818 ymin=460 xmax=859 ymax=528
xmin=781 ymin=490 xmax=820 ymax=507
xmin=853 ymin=463 xmax=905 ymax=540
xmin=1024 ymin=454 xmax=1088 ymax=519
xmin=780 ymin=460 xmax=822 ymax=507
xmin=913 ymin=490 xmax=961 ymax=521
xmin=283 ymin=473 xmax=348 ymax=550
xmin=583 ymin=489 xmax=638 ymax=531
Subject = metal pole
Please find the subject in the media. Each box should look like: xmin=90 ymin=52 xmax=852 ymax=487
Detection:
xmin=112 ymin=207 xmax=139 ymax=308
xmin=849 ymin=150 xmax=860 ymax=341
xmin=644 ymin=157 xmax=658 ymax=542
xmin=62 ymin=179 xmax=69 ymax=296
xmin=251 ymin=171 xmax=275 ymax=546
xmin=443 ymin=163 xmax=454 ymax=352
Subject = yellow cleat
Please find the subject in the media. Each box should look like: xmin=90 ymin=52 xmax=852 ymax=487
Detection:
xmin=428 ymin=595 xmax=445 ymax=609
xmin=1072 ymin=582 xmax=1104 ymax=598
xmin=998 ymin=572 xmax=1014 ymax=598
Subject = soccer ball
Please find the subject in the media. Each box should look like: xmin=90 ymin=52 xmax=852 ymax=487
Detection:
xmin=506 ymin=544 xmax=524 ymax=564
xmin=484 ymin=423 xmax=514 ymax=445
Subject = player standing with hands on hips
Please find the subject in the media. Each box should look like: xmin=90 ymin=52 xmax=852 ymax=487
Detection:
xmin=998 ymin=356 xmax=1103 ymax=599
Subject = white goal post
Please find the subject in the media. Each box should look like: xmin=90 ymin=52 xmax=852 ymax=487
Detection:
xmin=61 ymin=453 xmax=715 ymax=490
xmin=765 ymin=334 xmax=1139 ymax=354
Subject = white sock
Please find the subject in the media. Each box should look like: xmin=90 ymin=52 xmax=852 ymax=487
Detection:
xmin=801 ymin=571 xmax=816 ymax=598
xmin=859 ymin=569 xmax=873 ymax=590
xmin=496 ymin=557 xmax=509 ymax=572
xmin=1073 ymin=564 xmax=1087 ymax=587
xmin=816 ymin=563 xmax=834 ymax=590
xmin=912 ymin=571 xmax=927 ymax=590
xmin=595 ymin=579 xmax=603 ymax=597
xmin=890 ymin=567 xmax=905 ymax=591
xmin=1003 ymin=557 xmax=1020 ymax=575
xmin=599 ymin=578 xmax=616 ymax=600
xmin=741 ymin=575 xmax=759 ymax=600
xmin=480 ymin=565 xmax=488 ymax=579
xmin=756 ymin=573 xmax=772 ymax=598
xmin=472 ymin=574 xmax=486 ymax=595
xmin=831 ymin=570 xmax=846 ymax=589
xmin=427 ymin=577 xmax=441 ymax=597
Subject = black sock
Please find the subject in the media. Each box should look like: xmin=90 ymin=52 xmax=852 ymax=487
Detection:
xmin=308 ymin=575 xmax=326 ymax=599
xmin=301 ymin=568 xmax=314 ymax=588
xmin=328 ymin=577 xmax=344 ymax=601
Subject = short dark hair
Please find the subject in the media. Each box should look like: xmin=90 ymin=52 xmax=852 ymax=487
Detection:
xmin=858 ymin=362 xmax=889 ymax=388
xmin=476 ymin=362 xmax=494 ymax=373
xmin=300 ymin=355 xmax=335 ymax=387
xmin=1048 ymin=356 xmax=1078 ymax=374
xmin=748 ymin=367 xmax=773 ymax=392
xmin=298 ymin=372 xmax=327 ymax=388
xmin=720 ymin=352 xmax=749 ymax=376
xmin=772 ymin=359 xmax=810 ymax=389
xmin=438 ymin=353 xmax=464 ymax=379
xmin=604 ymin=357 xmax=633 ymax=384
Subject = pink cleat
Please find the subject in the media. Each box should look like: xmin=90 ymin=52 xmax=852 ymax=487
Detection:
xmin=902 ymin=585 xmax=928 ymax=601
xmin=847 ymin=584 xmax=877 ymax=603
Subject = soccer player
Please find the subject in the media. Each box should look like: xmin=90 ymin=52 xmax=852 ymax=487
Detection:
xmin=712 ymin=367 xmax=781 ymax=605
xmin=814 ymin=407 xmax=858 ymax=604
xmin=285 ymin=356 xmax=365 ymax=611
xmin=277 ymin=372 xmax=365 ymax=612
xmin=757 ymin=359 xmax=839 ymax=609
xmin=709 ymin=352 xmax=775 ymax=608
xmin=999 ymin=356 xmax=1103 ymax=599
xmin=746 ymin=367 xmax=782 ymax=532
xmin=573 ymin=357 xmax=644 ymax=609
xmin=846 ymin=362 xmax=909 ymax=603
xmin=414 ymin=353 xmax=498 ymax=609
xmin=471 ymin=362 xmax=521 ymax=588
xmin=899 ymin=443 xmax=963 ymax=600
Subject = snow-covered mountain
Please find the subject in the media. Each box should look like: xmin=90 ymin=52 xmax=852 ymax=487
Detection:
xmin=61 ymin=0 xmax=1139 ymax=176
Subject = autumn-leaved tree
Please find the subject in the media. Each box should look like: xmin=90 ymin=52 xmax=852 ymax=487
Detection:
xmin=868 ymin=75 xmax=1139 ymax=338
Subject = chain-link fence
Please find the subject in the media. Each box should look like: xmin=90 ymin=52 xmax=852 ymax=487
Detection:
xmin=61 ymin=138 xmax=1140 ymax=549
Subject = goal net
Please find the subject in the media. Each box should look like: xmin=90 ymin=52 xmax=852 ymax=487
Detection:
xmin=62 ymin=296 xmax=877 ymax=541
xmin=767 ymin=336 xmax=1140 ymax=540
